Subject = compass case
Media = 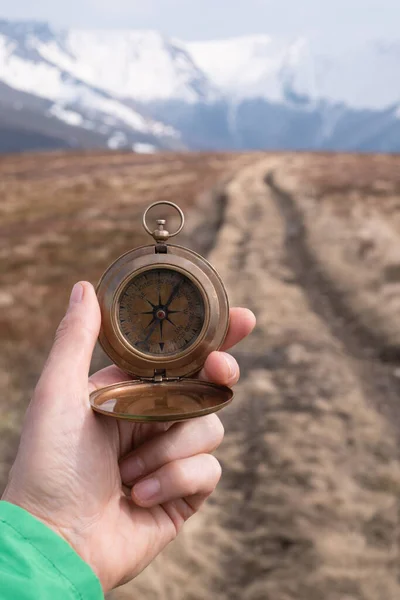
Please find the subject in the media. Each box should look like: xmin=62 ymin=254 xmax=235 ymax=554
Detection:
xmin=90 ymin=243 xmax=232 ymax=422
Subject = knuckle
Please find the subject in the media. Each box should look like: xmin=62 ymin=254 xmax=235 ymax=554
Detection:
xmin=205 ymin=454 xmax=222 ymax=486
xmin=160 ymin=436 xmax=179 ymax=464
xmin=171 ymin=461 xmax=197 ymax=496
xmin=169 ymin=456 xmax=222 ymax=497
xmin=201 ymin=414 xmax=225 ymax=449
xmin=54 ymin=312 xmax=93 ymax=346
xmin=54 ymin=315 xmax=71 ymax=344
xmin=231 ymin=364 xmax=240 ymax=385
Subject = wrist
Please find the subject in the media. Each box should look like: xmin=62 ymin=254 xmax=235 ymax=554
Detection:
xmin=1 ymin=491 xmax=103 ymax=589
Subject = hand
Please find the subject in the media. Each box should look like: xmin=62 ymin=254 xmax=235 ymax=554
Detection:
xmin=2 ymin=282 xmax=255 ymax=592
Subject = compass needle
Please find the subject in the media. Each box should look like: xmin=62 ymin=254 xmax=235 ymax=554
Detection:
xmin=158 ymin=270 xmax=162 ymax=306
xmin=165 ymin=280 xmax=183 ymax=308
xmin=144 ymin=317 xmax=156 ymax=330
xmin=138 ymin=319 xmax=159 ymax=348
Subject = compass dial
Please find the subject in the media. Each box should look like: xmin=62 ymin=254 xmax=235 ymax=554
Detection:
xmin=118 ymin=268 xmax=206 ymax=356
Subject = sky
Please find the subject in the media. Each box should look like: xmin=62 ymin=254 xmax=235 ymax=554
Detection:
xmin=0 ymin=0 xmax=399 ymax=46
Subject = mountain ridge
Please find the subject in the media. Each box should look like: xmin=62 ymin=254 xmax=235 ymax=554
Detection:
xmin=0 ymin=19 xmax=399 ymax=152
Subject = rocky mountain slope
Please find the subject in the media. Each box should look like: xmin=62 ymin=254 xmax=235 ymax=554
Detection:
xmin=0 ymin=20 xmax=399 ymax=152
xmin=2 ymin=150 xmax=400 ymax=599
xmin=0 ymin=21 xmax=182 ymax=152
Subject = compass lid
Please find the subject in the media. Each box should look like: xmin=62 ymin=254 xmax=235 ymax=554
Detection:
xmin=89 ymin=379 xmax=233 ymax=422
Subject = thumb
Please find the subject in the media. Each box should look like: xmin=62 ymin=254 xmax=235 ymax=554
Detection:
xmin=37 ymin=282 xmax=101 ymax=399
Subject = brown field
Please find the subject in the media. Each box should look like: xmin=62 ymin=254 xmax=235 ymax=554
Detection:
xmin=2 ymin=150 xmax=400 ymax=599
xmin=0 ymin=150 xmax=253 ymax=483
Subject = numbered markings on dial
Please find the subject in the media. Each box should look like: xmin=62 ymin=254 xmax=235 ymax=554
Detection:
xmin=118 ymin=268 xmax=205 ymax=356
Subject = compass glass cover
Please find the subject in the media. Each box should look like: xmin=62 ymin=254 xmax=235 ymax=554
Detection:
xmin=118 ymin=268 xmax=206 ymax=356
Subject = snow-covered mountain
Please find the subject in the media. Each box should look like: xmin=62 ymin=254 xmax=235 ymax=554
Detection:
xmin=0 ymin=20 xmax=399 ymax=153
xmin=188 ymin=35 xmax=400 ymax=111
xmin=0 ymin=20 xmax=183 ymax=152
xmin=188 ymin=35 xmax=315 ymax=105
xmin=49 ymin=29 xmax=216 ymax=103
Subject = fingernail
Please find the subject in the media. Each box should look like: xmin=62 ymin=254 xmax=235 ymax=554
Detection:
xmin=133 ymin=477 xmax=160 ymax=502
xmin=69 ymin=283 xmax=84 ymax=306
xmin=224 ymin=354 xmax=237 ymax=381
xmin=121 ymin=457 xmax=145 ymax=485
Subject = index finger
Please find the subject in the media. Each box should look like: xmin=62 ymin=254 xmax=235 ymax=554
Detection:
xmin=88 ymin=365 xmax=133 ymax=395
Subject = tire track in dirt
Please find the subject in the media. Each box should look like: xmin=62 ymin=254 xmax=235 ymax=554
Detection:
xmin=266 ymin=170 xmax=400 ymax=444
xmin=118 ymin=157 xmax=400 ymax=600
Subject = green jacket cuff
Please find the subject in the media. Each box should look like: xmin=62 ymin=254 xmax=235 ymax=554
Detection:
xmin=0 ymin=501 xmax=103 ymax=600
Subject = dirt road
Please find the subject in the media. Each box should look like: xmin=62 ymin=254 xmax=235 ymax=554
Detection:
xmin=122 ymin=155 xmax=400 ymax=600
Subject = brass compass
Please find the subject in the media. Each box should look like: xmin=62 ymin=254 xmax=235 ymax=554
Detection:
xmin=89 ymin=201 xmax=233 ymax=422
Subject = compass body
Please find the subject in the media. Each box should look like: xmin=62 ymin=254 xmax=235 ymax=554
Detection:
xmin=90 ymin=202 xmax=232 ymax=422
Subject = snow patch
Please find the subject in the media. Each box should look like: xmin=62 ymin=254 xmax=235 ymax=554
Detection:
xmin=49 ymin=104 xmax=83 ymax=126
xmin=108 ymin=131 xmax=128 ymax=149
xmin=133 ymin=143 xmax=157 ymax=154
xmin=0 ymin=33 xmax=74 ymax=100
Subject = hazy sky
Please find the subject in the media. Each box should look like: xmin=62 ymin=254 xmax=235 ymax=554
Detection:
xmin=0 ymin=0 xmax=399 ymax=45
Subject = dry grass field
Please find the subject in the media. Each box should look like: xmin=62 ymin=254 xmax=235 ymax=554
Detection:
xmin=2 ymin=150 xmax=400 ymax=600
xmin=0 ymin=150 xmax=252 ymax=485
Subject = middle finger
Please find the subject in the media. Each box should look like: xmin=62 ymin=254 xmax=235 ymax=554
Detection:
xmin=119 ymin=413 xmax=224 ymax=486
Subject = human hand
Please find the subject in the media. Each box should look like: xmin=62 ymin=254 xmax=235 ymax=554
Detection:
xmin=2 ymin=282 xmax=255 ymax=592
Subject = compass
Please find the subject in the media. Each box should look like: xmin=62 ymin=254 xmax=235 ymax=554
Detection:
xmin=90 ymin=201 xmax=233 ymax=422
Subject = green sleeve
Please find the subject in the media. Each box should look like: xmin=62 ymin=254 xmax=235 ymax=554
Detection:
xmin=0 ymin=501 xmax=103 ymax=600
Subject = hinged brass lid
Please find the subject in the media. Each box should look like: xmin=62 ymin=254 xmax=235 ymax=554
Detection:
xmin=90 ymin=379 xmax=233 ymax=422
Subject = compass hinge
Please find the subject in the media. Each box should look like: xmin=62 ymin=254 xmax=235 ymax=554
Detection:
xmin=153 ymin=369 xmax=166 ymax=383
xmin=140 ymin=370 xmax=181 ymax=383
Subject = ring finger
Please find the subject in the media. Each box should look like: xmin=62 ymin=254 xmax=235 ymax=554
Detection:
xmin=131 ymin=454 xmax=222 ymax=508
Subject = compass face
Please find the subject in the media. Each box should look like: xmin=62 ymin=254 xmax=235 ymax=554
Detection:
xmin=118 ymin=268 xmax=206 ymax=356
